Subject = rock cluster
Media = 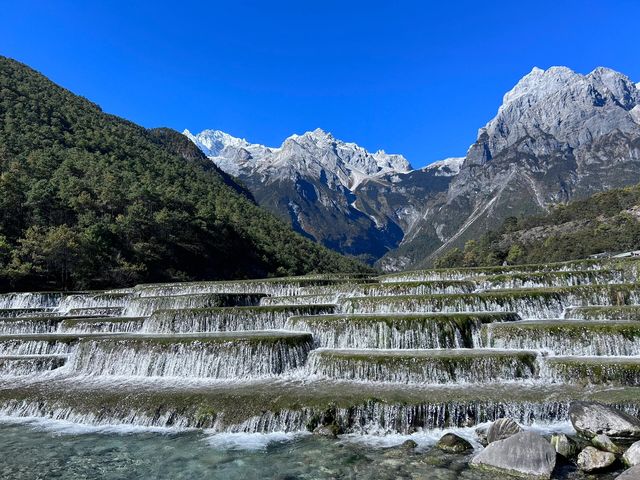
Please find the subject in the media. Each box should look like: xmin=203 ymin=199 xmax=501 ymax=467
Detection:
xmin=462 ymin=404 xmax=640 ymax=478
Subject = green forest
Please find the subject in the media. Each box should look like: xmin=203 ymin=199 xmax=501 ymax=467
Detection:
xmin=435 ymin=184 xmax=640 ymax=268
xmin=0 ymin=57 xmax=368 ymax=291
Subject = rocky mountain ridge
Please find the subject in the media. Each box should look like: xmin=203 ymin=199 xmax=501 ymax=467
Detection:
xmin=185 ymin=127 xmax=456 ymax=263
xmin=186 ymin=66 xmax=640 ymax=270
xmin=382 ymin=66 xmax=640 ymax=270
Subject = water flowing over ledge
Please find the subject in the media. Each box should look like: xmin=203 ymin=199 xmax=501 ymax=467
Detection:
xmin=0 ymin=256 xmax=639 ymax=440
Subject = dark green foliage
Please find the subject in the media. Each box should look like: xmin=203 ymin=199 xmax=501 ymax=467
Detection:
xmin=435 ymin=184 xmax=640 ymax=268
xmin=0 ymin=57 xmax=369 ymax=291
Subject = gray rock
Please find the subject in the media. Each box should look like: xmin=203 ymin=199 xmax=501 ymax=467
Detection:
xmin=550 ymin=433 xmax=578 ymax=458
xmin=593 ymin=434 xmax=623 ymax=454
xmin=569 ymin=402 xmax=640 ymax=441
xmin=436 ymin=433 xmax=473 ymax=453
xmin=623 ymin=441 xmax=640 ymax=467
xmin=313 ymin=425 xmax=338 ymax=438
xmin=486 ymin=418 xmax=523 ymax=444
xmin=475 ymin=425 xmax=489 ymax=445
xmin=616 ymin=464 xmax=640 ymax=479
xmin=379 ymin=65 xmax=640 ymax=271
xmin=470 ymin=431 xmax=557 ymax=479
xmin=400 ymin=439 xmax=418 ymax=450
xmin=577 ymin=446 xmax=616 ymax=472
xmin=184 ymin=127 xmax=429 ymax=263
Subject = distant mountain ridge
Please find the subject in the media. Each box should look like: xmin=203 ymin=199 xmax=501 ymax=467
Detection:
xmin=186 ymin=66 xmax=640 ymax=269
xmin=184 ymin=128 xmax=460 ymax=263
xmin=184 ymin=128 xmax=413 ymax=191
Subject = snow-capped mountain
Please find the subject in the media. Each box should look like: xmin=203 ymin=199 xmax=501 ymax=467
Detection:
xmin=381 ymin=66 xmax=640 ymax=270
xmin=186 ymin=66 xmax=640 ymax=269
xmin=184 ymin=128 xmax=455 ymax=263
xmin=184 ymin=128 xmax=412 ymax=191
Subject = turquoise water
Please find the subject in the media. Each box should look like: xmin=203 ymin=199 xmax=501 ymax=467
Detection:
xmin=0 ymin=421 xmax=625 ymax=480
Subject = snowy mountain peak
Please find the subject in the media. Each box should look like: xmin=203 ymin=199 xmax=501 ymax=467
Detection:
xmin=474 ymin=66 xmax=640 ymax=160
xmin=183 ymin=129 xmax=254 ymax=157
xmin=184 ymin=128 xmax=412 ymax=191
xmin=424 ymin=157 xmax=465 ymax=177
xmin=501 ymin=66 xmax=580 ymax=109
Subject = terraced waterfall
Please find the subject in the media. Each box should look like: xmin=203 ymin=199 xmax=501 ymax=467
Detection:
xmin=2 ymin=259 xmax=640 ymax=477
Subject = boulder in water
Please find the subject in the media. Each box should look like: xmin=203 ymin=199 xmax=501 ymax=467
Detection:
xmin=400 ymin=439 xmax=418 ymax=450
xmin=470 ymin=431 xmax=557 ymax=479
xmin=313 ymin=425 xmax=338 ymax=438
xmin=593 ymin=434 xmax=623 ymax=454
xmin=550 ymin=433 xmax=578 ymax=458
xmin=623 ymin=441 xmax=640 ymax=467
xmin=569 ymin=402 xmax=640 ymax=441
xmin=486 ymin=418 xmax=523 ymax=444
xmin=616 ymin=464 xmax=640 ymax=479
xmin=577 ymin=446 xmax=616 ymax=472
xmin=436 ymin=433 xmax=473 ymax=453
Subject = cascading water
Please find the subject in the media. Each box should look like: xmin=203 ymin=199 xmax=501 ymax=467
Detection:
xmin=0 ymin=316 xmax=61 ymax=334
xmin=142 ymin=305 xmax=335 ymax=333
xmin=0 ymin=355 xmax=67 ymax=376
xmin=56 ymin=292 xmax=133 ymax=314
xmin=539 ymin=356 xmax=640 ymax=386
xmin=0 ymin=259 xmax=639 ymax=439
xmin=124 ymin=293 xmax=265 ymax=317
xmin=0 ymin=336 xmax=78 ymax=356
xmin=58 ymin=317 xmax=145 ymax=334
xmin=0 ymin=292 xmax=63 ymax=310
xmin=305 ymin=348 xmax=539 ymax=384
xmin=260 ymin=293 xmax=339 ymax=306
xmin=68 ymin=333 xmax=313 ymax=378
xmin=285 ymin=312 xmax=520 ymax=349
xmin=482 ymin=320 xmax=640 ymax=355
xmin=339 ymin=284 xmax=640 ymax=319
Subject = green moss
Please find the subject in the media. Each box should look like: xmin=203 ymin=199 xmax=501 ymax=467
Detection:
xmin=568 ymin=305 xmax=640 ymax=321
xmin=289 ymin=312 xmax=519 ymax=328
xmin=60 ymin=316 xmax=143 ymax=327
xmin=341 ymin=283 xmax=640 ymax=309
xmin=151 ymin=304 xmax=336 ymax=318
xmin=547 ymin=357 xmax=640 ymax=386
xmin=2 ymin=378 xmax=640 ymax=430
xmin=77 ymin=332 xmax=314 ymax=348
xmin=488 ymin=321 xmax=640 ymax=337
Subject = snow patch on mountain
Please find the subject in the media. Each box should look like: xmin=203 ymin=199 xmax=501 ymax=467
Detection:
xmin=184 ymin=127 xmax=413 ymax=192
xmin=423 ymin=157 xmax=465 ymax=177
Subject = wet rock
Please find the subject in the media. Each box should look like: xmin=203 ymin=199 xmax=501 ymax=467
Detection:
xmin=550 ymin=433 xmax=578 ymax=458
xmin=623 ymin=441 xmax=640 ymax=467
xmin=313 ymin=425 xmax=338 ymax=438
xmin=569 ymin=401 xmax=640 ymax=441
xmin=577 ymin=446 xmax=616 ymax=472
xmin=475 ymin=425 xmax=488 ymax=445
xmin=616 ymin=464 xmax=640 ymax=479
xmin=400 ymin=439 xmax=418 ymax=450
xmin=470 ymin=431 xmax=557 ymax=479
xmin=486 ymin=418 xmax=523 ymax=444
xmin=593 ymin=434 xmax=623 ymax=454
xmin=436 ymin=433 xmax=472 ymax=453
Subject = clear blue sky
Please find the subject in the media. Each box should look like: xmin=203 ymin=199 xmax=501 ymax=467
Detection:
xmin=2 ymin=1 xmax=639 ymax=167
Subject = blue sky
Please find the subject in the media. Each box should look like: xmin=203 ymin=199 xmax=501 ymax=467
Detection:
xmin=2 ymin=1 xmax=639 ymax=167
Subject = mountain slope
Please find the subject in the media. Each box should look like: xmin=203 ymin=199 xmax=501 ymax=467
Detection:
xmin=435 ymin=183 xmax=640 ymax=268
xmin=185 ymin=128 xmax=458 ymax=263
xmin=0 ymin=56 xmax=368 ymax=291
xmin=381 ymin=66 xmax=640 ymax=270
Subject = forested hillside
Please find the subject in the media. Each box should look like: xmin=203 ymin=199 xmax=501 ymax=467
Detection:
xmin=435 ymin=184 xmax=640 ymax=268
xmin=0 ymin=57 xmax=367 ymax=291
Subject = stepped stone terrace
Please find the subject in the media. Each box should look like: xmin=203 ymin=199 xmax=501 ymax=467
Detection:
xmin=1 ymin=259 xmax=640 ymax=435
